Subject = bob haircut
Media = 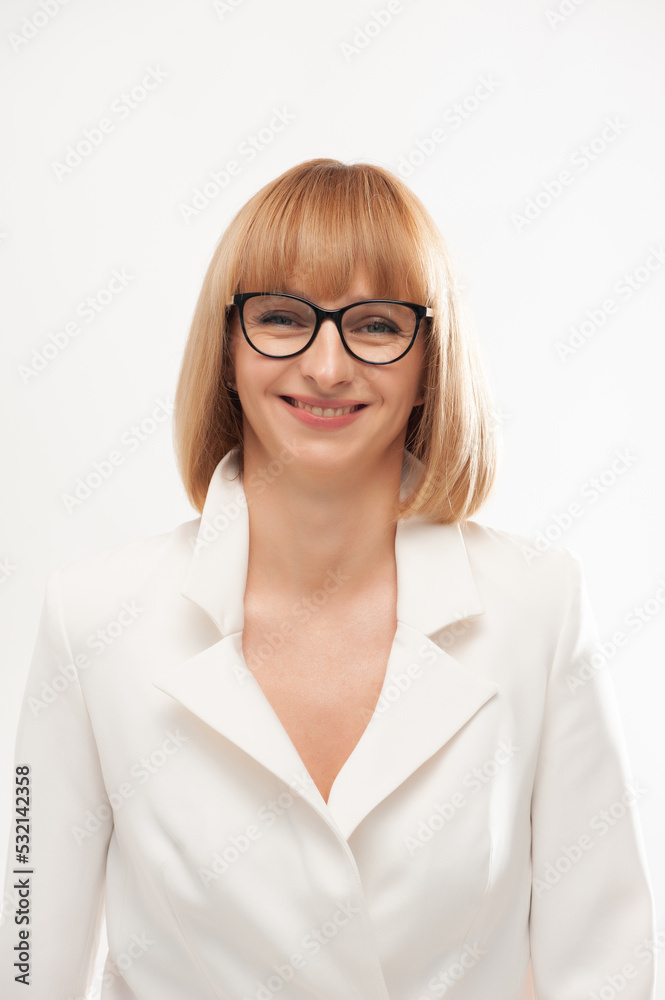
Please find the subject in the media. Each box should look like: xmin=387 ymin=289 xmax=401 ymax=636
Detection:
xmin=173 ymin=157 xmax=498 ymax=525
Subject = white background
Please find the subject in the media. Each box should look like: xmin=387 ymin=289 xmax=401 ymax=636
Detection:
xmin=0 ymin=0 xmax=663 ymax=996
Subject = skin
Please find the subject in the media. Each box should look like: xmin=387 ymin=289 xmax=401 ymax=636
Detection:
xmin=228 ymin=266 xmax=427 ymax=613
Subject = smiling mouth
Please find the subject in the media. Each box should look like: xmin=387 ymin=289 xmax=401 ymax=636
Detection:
xmin=281 ymin=396 xmax=366 ymax=417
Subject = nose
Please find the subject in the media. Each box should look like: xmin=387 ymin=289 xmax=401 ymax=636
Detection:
xmin=297 ymin=316 xmax=357 ymax=385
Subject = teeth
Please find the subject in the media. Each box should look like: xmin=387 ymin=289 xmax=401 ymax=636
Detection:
xmin=287 ymin=398 xmax=362 ymax=417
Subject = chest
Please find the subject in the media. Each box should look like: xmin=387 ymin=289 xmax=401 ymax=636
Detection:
xmin=241 ymin=606 xmax=397 ymax=804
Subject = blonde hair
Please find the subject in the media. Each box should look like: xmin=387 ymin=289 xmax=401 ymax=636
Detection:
xmin=173 ymin=158 xmax=498 ymax=524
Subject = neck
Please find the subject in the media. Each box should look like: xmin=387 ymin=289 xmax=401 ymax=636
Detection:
xmin=240 ymin=441 xmax=405 ymax=607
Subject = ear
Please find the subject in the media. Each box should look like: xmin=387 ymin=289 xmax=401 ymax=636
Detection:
xmin=224 ymin=351 xmax=237 ymax=392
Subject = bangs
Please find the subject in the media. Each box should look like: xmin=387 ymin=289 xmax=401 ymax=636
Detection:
xmin=229 ymin=162 xmax=436 ymax=306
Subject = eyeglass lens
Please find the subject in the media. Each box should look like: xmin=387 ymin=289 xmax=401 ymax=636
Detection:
xmin=241 ymin=295 xmax=417 ymax=362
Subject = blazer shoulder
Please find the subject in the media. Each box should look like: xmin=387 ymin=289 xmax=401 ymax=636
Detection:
xmin=460 ymin=518 xmax=583 ymax=615
xmin=460 ymin=516 xmax=583 ymax=564
xmin=51 ymin=516 xmax=200 ymax=631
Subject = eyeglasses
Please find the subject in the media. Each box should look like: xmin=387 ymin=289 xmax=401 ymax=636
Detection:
xmin=229 ymin=292 xmax=433 ymax=365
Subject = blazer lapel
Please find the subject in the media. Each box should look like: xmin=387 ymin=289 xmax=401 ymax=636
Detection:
xmin=327 ymin=622 xmax=498 ymax=840
xmin=152 ymin=632 xmax=334 ymax=823
xmin=152 ymin=447 xmax=499 ymax=840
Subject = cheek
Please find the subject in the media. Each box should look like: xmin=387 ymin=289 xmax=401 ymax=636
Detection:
xmin=230 ymin=329 xmax=256 ymax=383
xmin=364 ymin=369 xmax=421 ymax=411
xmin=232 ymin=341 xmax=288 ymax=403
xmin=409 ymin=342 xmax=428 ymax=396
xmin=378 ymin=348 xmax=426 ymax=405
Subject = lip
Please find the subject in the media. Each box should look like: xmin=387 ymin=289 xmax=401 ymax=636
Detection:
xmin=279 ymin=394 xmax=368 ymax=429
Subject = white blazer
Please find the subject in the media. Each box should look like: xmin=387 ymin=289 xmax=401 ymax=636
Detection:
xmin=0 ymin=446 xmax=656 ymax=1000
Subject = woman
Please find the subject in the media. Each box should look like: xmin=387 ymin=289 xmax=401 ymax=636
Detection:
xmin=0 ymin=159 xmax=656 ymax=999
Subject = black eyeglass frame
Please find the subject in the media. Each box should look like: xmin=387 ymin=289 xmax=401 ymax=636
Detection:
xmin=229 ymin=292 xmax=434 ymax=365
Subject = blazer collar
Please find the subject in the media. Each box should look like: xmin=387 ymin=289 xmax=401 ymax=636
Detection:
xmin=152 ymin=622 xmax=498 ymax=841
xmin=180 ymin=446 xmax=484 ymax=639
xmin=155 ymin=447 xmax=495 ymax=841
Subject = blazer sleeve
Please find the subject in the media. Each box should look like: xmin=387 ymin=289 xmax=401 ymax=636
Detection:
xmin=529 ymin=549 xmax=657 ymax=1000
xmin=0 ymin=567 xmax=111 ymax=998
